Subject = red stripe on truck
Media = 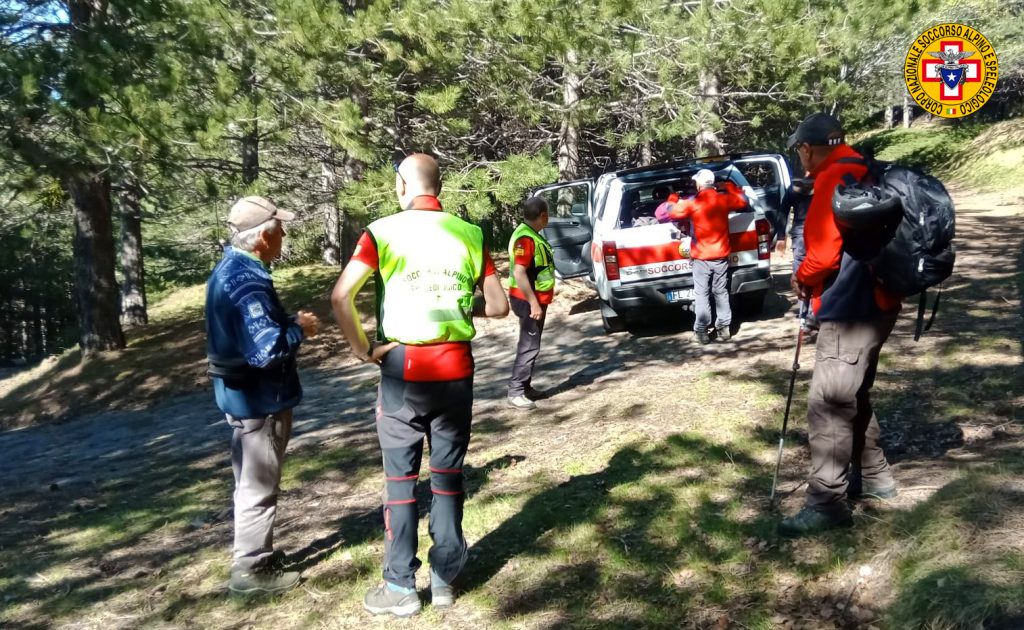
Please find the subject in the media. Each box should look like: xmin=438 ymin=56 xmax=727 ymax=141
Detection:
xmin=617 ymin=243 xmax=687 ymax=267
xmin=617 ymin=230 xmax=759 ymax=268
xmin=729 ymin=230 xmax=758 ymax=253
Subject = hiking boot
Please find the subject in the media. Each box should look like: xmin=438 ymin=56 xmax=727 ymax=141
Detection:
xmin=507 ymin=395 xmax=537 ymax=410
xmin=229 ymin=564 xmax=300 ymax=595
xmin=717 ymin=327 xmax=732 ymax=342
xmin=777 ymin=506 xmax=853 ymax=538
xmin=363 ymin=581 xmax=422 ymax=617
xmin=430 ymin=569 xmax=455 ymax=608
xmin=848 ymin=469 xmax=898 ymax=501
xmin=695 ymin=330 xmax=711 ymax=345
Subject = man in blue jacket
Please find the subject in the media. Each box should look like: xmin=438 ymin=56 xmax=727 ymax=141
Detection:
xmin=206 ymin=196 xmax=320 ymax=594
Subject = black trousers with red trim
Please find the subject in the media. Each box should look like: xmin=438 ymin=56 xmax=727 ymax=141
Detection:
xmin=376 ymin=374 xmax=473 ymax=589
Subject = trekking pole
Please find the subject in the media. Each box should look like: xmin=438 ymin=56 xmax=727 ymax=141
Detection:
xmin=769 ymin=300 xmax=809 ymax=508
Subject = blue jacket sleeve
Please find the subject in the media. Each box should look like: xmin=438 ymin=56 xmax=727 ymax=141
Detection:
xmin=233 ymin=287 xmax=304 ymax=369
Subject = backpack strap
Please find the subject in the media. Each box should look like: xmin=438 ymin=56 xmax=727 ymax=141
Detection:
xmin=925 ymin=285 xmax=943 ymax=334
xmin=837 ymin=157 xmax=870 ymax=186
xmin=912 ymin=285 xmax=943 ymax=342
xmin=913 ymin=292 xmax=927 ymax=341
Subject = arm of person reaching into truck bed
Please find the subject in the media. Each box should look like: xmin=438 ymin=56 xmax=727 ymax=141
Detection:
xmin=722 ymin=181 xmax=748 ymax=211
xmin=669 ymin=197 xmax=697 ymax=220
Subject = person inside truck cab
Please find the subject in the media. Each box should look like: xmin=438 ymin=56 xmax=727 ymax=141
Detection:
xmin=668 ymin=169 xmax=748 ymax=344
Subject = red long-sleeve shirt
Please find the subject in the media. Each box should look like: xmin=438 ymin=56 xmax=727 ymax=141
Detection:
xmin=669 ymin=182 xmax=747 ymax=260
xmin=796 ymin=145 xmax=901 ymax=314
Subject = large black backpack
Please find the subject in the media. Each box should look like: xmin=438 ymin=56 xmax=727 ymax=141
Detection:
xmin=833 ymin=157 xmax=956 ymax=340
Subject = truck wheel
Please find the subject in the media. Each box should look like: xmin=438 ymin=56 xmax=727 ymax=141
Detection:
xmin=735 ymin=290 xmax=767 ymax=318
xmin=601 ymin=304 xmax=626 ymax=333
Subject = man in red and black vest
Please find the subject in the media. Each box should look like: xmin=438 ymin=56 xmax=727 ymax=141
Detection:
xmin=506 ymin=197 xmax=555 ymax=410
xmin=779 ymin=114 xmax=902 ymax=537
xmin=332 ymin=154 xmax=509 ymax=615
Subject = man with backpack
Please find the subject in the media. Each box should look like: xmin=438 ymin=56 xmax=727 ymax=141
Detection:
xmin=778 ymin=113 xmax=903 ymax=536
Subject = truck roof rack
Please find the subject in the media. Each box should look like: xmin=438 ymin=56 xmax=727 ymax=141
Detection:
xmin=615 ymin=150 xmax=773 ymax=177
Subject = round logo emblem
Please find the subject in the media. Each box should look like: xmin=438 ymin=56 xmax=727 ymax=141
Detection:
xmin=904 ymin=23 xmax=998 ymax=119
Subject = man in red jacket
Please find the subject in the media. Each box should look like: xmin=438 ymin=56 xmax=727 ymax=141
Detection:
xmin=779 ymin=113 xmax=902 ymax=537
xmin=670 ymin=169 xmax=747 ymax=344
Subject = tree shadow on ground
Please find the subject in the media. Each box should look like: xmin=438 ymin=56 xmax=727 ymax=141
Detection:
xmin=461 ymin=433 xmax=782 ymax=628
xmin=2 ymin=210 xmax=1021 ymax=628
xmin=283 ymin=452 xmax=529 ymax=576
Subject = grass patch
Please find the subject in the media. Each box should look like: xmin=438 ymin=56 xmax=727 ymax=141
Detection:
xmin=856 ymin=118 xmax=1024 ymax=193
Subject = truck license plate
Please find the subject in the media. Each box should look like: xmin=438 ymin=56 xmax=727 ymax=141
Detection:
xmin=665 ymin=289 xmax=695 ymax=303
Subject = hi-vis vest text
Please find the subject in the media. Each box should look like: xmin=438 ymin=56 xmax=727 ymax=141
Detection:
xmin=367 ymin=210 xmax=484 ymax=344
xmin=507 ymin=223 xmax=555 ymax=293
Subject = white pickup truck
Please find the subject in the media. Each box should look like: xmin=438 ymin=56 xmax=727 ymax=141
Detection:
xmin=533 ymin=153 xmax=792 ymax=332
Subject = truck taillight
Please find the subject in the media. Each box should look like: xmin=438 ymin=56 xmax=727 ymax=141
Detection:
xmin=756 ymin=219 xmax=771 ymax=260
xmin=602 ymin=242 xmax=620 ymax=281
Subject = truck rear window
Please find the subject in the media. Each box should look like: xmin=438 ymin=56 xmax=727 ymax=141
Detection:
xmin=615 ymin=169 xmax=753 ymax=228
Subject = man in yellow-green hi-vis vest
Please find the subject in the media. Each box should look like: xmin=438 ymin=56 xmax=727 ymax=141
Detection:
xmin=331 ymin=153 xmax=509 ymax=617
xmin=506 ymin=196 xmax=555 ymax=411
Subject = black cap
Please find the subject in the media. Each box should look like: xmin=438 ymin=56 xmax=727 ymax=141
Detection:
xmin=787 ymin=113 xmax=845 ymax=149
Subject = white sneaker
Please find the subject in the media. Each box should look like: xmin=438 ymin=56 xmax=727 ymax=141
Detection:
xmin=507 ymin=395 xmax=537 ymax=410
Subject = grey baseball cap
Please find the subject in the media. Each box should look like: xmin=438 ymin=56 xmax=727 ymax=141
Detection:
xmin=228 ymin=196 xmax=295 ymax=231
xmin=787 ymin=113 xmax=845 ymax=149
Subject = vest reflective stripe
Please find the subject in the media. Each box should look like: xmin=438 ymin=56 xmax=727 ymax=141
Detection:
xmin=367 ymin=210 xmax=484 ymax=344
xmin=507 ymin=223 xmax=555 ymax=293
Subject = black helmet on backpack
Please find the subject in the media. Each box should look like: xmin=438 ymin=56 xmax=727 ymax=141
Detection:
xmin=832 ymin=182 xmax=902 ymax=231
xmin=831 ymin=179 xmax=903 ymax=262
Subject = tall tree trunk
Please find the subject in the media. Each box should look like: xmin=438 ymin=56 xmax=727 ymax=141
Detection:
xmin=903 ymin=92 xmax=913 ymax=128
xmin=695 ymin=68 xmax=725 ymax=156
xmin=640 ymin=140 xmax=654 ymax=166
xmin=62 ymin=2 xmax=123 ymax=353
xmin=45 ymin=296 xmax=59 ymax=355
xmin=321 ymin=162 xmax=341 ymax=266
xmin=830 ymin=63 xmax=850 ymax=120
xmin=241 ymin=52 xmax=260 ymax=185
xmin=2 ymin=297 xmax=13 ymax=361
xmin=340 ymin=153 xmax=366 ymax=265
xmin=30 ymin=291 xmax=42 ymax=358
xmin=557 ymin=49 xmax=582 ymax=182
xmin=241 ymin=126 xmax=259 ymax=185
xmin=67 ymin=172 xmax=126 ymax=354
xmin=119 ymin=182 xmax=148 ymax=327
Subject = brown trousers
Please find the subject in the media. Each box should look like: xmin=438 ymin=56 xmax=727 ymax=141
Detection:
xmin=805 ymin=314 xmax=898 ymax=510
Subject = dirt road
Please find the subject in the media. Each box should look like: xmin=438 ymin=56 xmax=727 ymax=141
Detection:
xmin=2 ymin=186 xmax=1022 ymax=629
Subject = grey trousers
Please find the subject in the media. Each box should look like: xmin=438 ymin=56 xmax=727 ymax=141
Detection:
xmin=692 ymin=257 xmax=731 ymax=332
xmin=227 ymin=409 xmax=293 ymax=571
xmin=508 ymin=297 xmax=547 ymax=397
xmin=806 ymin=315 xmax=897 ymax=510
